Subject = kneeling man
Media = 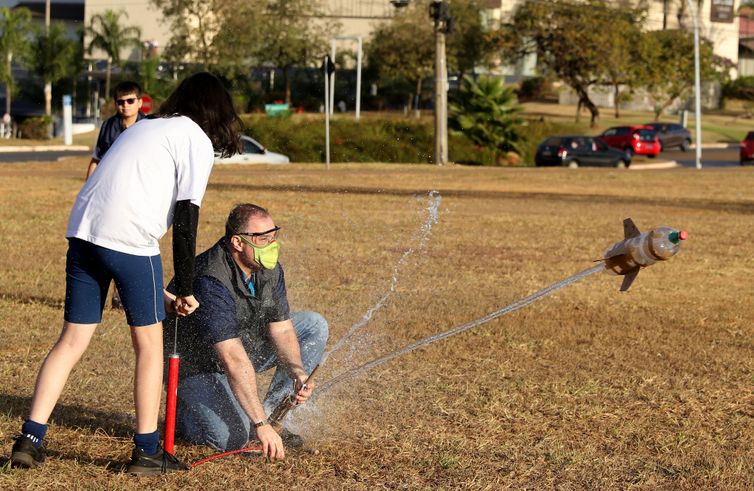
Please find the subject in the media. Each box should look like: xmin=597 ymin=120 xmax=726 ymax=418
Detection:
xmin=165 ymin=203 xmax=328 ymax=461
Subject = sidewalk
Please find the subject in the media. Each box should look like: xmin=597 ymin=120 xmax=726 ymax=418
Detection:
xmin=0 ymin=144 xmax=89 ymax=152
xmin=630 ymin=159 xmax=681 ymax=170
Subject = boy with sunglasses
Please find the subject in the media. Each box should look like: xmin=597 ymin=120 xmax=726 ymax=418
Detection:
xmin=86 ymin=81 xmax=145 ymax=179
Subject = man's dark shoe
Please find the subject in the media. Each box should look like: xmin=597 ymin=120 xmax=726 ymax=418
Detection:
xmin=126 ymin=445 xmax=189 ymax=475
xmin=279 ymin=429 xmax=304 ymax=449
xmin=10 ymin=435 xmax=46 ymax=468
xmin=111 ymin=291 xmax=123 ymax=310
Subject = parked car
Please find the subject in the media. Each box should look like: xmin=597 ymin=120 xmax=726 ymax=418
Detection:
xmin=642 ymin=122 xmax=692 ymax=152
xmin=597 ymin=125 xmax=660 ymax=158
xmin=740 ymin=131 xmax=754 ymax=165
xmin=214 ymin=135 xmax=290 ymax=164
xmin=535 ymin=136 xmax=630 ymax=168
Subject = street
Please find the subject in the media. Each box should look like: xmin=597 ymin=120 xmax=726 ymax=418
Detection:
xmin=0 ymin=150 xmax=90 ymax=163
xmin=0 ymin=147 xmax=745 ymax=167
xmin=661 ymin=146 xmax=740 ymax=168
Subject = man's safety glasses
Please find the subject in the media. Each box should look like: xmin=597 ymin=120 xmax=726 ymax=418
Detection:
xmin=236 ymin=226 xmax=280 ymax=246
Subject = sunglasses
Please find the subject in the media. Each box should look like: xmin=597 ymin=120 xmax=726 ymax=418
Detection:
xmin=116 ymin=98 xmax=138 ymax=106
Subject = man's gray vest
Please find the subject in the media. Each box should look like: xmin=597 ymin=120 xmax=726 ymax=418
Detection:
xmin=167 ymin=238 xmax=283 ymax=379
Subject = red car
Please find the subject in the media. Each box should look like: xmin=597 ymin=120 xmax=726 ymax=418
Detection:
xmin=740 ymin=131 xmax=754 ymax=165
xmin=597 ymin=125 xmax=661 ymax=159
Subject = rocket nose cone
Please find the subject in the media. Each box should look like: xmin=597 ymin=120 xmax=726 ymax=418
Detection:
xmin=679 ymin=230 xmax=689 ymax=241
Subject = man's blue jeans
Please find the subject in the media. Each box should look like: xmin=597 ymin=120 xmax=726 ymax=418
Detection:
xmin=174 ymin=311 xmax=328 ymax=450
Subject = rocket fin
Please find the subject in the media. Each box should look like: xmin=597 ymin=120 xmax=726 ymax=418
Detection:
xmin=620 ymin=269 xmax=639 ymax=292
xmin=623 ymin=218 xmax=640 ymax=239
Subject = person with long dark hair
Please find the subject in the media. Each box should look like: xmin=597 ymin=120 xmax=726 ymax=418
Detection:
xmin=10 ymin=72 xmax=242 ymax=474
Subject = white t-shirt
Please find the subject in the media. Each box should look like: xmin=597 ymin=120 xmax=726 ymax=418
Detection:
xmin=67 ymin=116 xmax=215 ymax=256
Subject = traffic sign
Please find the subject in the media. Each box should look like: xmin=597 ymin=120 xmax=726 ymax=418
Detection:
xmin=141 ymin=94 xmax=153 ymax=114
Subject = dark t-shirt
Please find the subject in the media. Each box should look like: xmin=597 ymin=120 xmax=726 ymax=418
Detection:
xmin=92 ymin=112 xmax=146 ymax=160
xmin=192 ymin=265 xmax=290 ymax=347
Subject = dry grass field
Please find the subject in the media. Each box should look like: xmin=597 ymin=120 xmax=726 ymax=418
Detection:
xmin=0 ymin=158 xmax=752 ymax=490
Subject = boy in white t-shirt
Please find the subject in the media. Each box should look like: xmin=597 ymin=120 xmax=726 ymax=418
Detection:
xmin=10 ymin=72 xmax=243 ymax=475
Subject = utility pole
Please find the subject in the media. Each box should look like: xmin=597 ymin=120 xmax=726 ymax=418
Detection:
xmin=430 ymin=0 xmax=451 ymax=166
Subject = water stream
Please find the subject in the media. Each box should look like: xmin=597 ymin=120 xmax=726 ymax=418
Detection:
xmin=320 ymin=190 xmax=442 ymax=366
xmin=316 ymin=264 xmax=606 ymax=396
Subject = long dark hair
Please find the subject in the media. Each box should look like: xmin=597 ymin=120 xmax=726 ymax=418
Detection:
xmin=158 ymin=72 xmax=242 ymax=157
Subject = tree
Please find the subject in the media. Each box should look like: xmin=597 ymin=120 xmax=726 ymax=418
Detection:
xmin=86 ymin=10 xmax=141 ymax=99
xmin=497 ymin=0 xmax=629 ymax=128
xmin=449 ymin=75 xmax=525 ymax=160
xmin=445 ymin=0 xmax=496 ymax=78
xmin=639 ymin=28 xmax=716 ymax=119
xmin=367 ymin=1 xmax=435 ymax=117
xmin=31 ymin=22 xmax=78 ymax=115
xmin=251 ymin=0 xmax=335 ymax=106
xmin=599 ymin=7 xmax=646 ymax=118
xmin=0 ymin=7 xmax=33 ymax=117
xmin=150 ymin=0 xmax=225 ymax=70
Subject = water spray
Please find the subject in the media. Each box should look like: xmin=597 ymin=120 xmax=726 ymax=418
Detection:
xmin=316 ymin=264 xmax=605 ymax=396
xmin=321 ymin=191 xmax=442 ymax=366
xmin=268 ymin=364 xmax=321 ymax=431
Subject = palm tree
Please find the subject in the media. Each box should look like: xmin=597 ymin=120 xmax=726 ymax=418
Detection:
xmin=0 ymin=7 xmax=33 ymax=117
xmin=31 ymin=22 xmax=78 ymax=115
xmin=86 ymin=10 xmax=141 ymax=98
xmin=449 ymin=75 xmax=525 ymax=161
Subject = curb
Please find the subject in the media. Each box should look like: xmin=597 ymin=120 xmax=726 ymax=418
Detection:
xmin=690 ymin=143 xmax=736 ymax=149
xmin=630 ymin=160 xmax=681 ymax=170
xmin=0 ymin=145 xmax=89 ymax=152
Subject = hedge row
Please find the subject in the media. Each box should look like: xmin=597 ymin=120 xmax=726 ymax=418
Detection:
xmin=240 ymin=115 xmax=578 ymax=166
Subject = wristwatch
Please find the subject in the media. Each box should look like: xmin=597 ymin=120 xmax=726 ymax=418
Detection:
xmin=253 ymin=418 xmax=269 ymax=428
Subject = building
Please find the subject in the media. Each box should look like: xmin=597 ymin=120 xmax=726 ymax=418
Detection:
xmin=81 ymin=0 xmax=401 ymax=63
xmin=487 ymin=0 xmax=740 ymax=80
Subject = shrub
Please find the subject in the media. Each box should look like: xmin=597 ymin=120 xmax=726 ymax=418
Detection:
xmin=722 ymin=76 xmax=754 ymax=101
xmin=449 ymin=75 xmax=526 ymax=159
xmin=18 ymin=116 xmax=53 ymax=140
xmin=239 ymin=114 xmax=583 ymax=166
xmin=517 ymin=76 xmax=555 ymax=102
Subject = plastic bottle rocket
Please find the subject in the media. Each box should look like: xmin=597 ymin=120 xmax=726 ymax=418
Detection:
xmin=601 ymin=218 xmax=688 ymax=291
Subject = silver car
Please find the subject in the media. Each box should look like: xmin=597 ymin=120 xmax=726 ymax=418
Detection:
xmin=215 ymin=135 xmax=290 ymax=164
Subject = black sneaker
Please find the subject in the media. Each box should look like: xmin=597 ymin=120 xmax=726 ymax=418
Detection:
xmin=111 ymin=291 xmax=123 ymax=310
xmin=126 ymin=445 xmax=189 ymax=475
xmin=279 ymin=429 xmax=304 ymax=449
xmin=10 ymin=435 xmax=46 ymax=468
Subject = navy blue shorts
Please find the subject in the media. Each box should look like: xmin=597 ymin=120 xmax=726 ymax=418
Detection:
xmin=64 ymin=238 xmax=166 ymax=327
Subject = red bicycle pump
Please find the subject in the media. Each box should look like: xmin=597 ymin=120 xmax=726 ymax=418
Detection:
xmin=164 ymin=317 xmax=180 ymax=454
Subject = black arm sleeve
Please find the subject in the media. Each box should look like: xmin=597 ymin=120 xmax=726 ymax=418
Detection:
xmin=173 ymin=200 xmax=200 ymax=296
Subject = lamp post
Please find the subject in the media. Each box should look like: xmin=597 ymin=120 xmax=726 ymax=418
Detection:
xmin=329 ymin=36 xmax=363 ymax=121
xmin=44 ymin=0 xmax=51 ymax=117
xmin=686 ymin=0 xmax=702 ymax=169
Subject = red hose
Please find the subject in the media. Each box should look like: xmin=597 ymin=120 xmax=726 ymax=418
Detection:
xmin=191 ymin=445 xmax=264 ymax=468
xmin=164 ymin=354 xmax=180 ymax=454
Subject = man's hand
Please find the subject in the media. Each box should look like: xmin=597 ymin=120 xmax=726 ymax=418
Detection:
xmin=293 ymin=374 xmax=314 ymax=405
xmin=256 ymin=424 xmax=285 ymax=461
xmin=174 ymin=295 xmax=199 ymax=316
